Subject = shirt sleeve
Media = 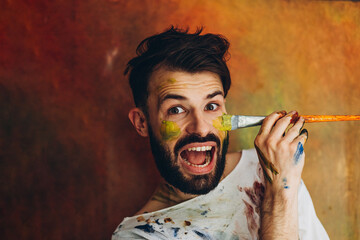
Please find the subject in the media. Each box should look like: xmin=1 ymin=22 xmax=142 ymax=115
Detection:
xmin=298 ymin=180 xmax=330 ymax=240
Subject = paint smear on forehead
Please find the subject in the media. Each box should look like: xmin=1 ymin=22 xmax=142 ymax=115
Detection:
xmin=160 ymin=120 xmax=181 ymax=141
xmin=167 ymin=78 xmax=176 ymax=84
xmin=156 ymin=78 xmax=177 ymax=92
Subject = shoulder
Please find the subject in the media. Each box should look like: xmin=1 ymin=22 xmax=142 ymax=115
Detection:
xmin=223 ymin=148 xmax=262 ymax=182
xmin=223 ymin=151 xmax=241 ymax=177
xmin=226 ymin=149 xmax=258 ymax=162
xmin=224 ymin=149 xmax=259 ymax=174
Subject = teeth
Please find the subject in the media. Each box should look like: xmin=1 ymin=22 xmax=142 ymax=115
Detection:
xmin=187 ymin=146 xmax=212 ymax=152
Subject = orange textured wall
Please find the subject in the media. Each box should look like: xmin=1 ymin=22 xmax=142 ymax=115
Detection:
xmin=1 ymin=1 xmax=359 ymax=239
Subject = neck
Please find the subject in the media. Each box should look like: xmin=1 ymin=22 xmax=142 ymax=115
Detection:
xmin=152 ymin=170 xmax=231 ymax=207
xmin=151 ymin=181 xmax=197 ymax=207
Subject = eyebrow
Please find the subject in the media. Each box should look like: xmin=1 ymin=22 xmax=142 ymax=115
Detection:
xmin=206 ymin=90 xmax=224 ymax=99
xmin=159 ymin=94 xmax=187 ymax=105
xmin=159 ymin=90 xmax=224 ymax=106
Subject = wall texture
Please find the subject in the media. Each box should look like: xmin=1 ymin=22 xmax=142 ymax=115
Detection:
xmin=1 ymin=0 xmax=359 ymax=239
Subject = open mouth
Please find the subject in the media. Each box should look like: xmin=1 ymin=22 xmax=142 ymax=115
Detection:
xmin=178 ymin=142 xmax=216 ymax=174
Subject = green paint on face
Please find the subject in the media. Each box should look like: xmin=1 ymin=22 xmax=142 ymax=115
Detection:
xmin=213 ymin=114 xmax=233 ymax=131
xmin=160 ymin=120 xmax=181 ymax=141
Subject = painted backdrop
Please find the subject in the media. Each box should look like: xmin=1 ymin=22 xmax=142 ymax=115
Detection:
xmin=1 ymin=0 xmax=359 ymax=239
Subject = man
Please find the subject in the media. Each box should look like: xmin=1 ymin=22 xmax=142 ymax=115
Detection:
xmin=112 ymin=26 xmax=329 ymax=239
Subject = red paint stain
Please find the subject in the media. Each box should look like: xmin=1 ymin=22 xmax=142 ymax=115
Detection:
xmin=136 ymin=216 xmax=145 ymax=222
xmin=244 ymin=181 xmax=265 ymax=207
xmin=164 ymin=217 xmax=174 ymax=224
xmin=239 ymin=181 xmax=264 ymax=237
xmin=290 ymin=112 xmax=300 ymax=124
xmin=243 ymin=200 xmax=258 ymax=239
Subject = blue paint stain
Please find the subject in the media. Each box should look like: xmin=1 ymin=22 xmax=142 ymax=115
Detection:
xmin=155 ymin=219 xmax=163 ymax=225
xmin=283 ymin=178 xmax=290 ymax=189
xmin=293 ymin=142 xmax=304 ymax=165
xmin=201 ymin=210 xmax=208 ymax=215
xmin=171 ymin=227 xmax=180 ymax=237
xmin=193 ymin=230 xmax=212 ymax=240
xmin=135 ymin=224 xmax=155 ymax=233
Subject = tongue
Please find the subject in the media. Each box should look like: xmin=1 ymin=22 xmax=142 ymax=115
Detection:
xmin=182 ymin=150 xmax=206 ymax=165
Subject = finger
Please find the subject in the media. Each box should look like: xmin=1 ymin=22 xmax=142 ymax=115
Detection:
xmin=256 ymin=149 xmax=273 ymax=184
xmin=271 ymin=111 xmax=297 ymax=139
xmin=296 ymin=128 xmax=308 ymax=144
xmin=255 ymin=144 xmax=279 ymax=175
xmin=259 ymin=111 xmax=286 ymax=136
xmin=255 ymin=144 xmax=279 ymax=183
xmin=284 ymin=117 xmax=305 ymax=142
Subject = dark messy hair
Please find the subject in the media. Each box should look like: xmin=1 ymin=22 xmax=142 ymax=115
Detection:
xmin=124 ymin=26 xmax=231 ymax=110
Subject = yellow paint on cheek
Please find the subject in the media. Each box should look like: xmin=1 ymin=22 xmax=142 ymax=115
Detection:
xmin=160 ymin=120 xmax=181 ymax=141
xmin=218 ymin=128 xmax=227 ymax=143
xmin=212 ymin=114 xmax=232 ymax=131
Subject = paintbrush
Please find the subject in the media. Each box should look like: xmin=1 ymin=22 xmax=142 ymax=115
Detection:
xmin=213 ymin=114 xmax=360 ymax=131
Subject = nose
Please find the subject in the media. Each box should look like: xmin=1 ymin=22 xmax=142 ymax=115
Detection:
xmin=185 ymin=110 xmax=211 ymax=137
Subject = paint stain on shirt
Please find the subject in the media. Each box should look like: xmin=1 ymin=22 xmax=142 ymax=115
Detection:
xmin=171 ymin=227 xmax=180 ymax=237
xmin=244 ymin=181 xmax=265 ymax=206
xmin=164 ymin=217 xmax=174 ymax=224
xmin=193 ymin=230 xmax=212 ymax=239
xmin=243 ymin=200 xmax=258 ymax=239
xmin=155 ymin=219 xmax=163 ymax=225
xmin=184 ymin=220 xmax=191 ymax=226
xmin=134 ymin=223 xmax=155 ymax=233
xmin=201 ymin=210 xmax=208 ymax=216
xmin=136 ymin=216 xmax=145 ymax=222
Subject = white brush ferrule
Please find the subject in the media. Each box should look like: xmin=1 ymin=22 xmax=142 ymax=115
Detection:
xmin=232 ymin=115 xmax=266 ymax=129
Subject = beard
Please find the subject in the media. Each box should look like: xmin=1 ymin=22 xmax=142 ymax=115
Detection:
xmin=148 ymin=127 xmax=229 ymax=195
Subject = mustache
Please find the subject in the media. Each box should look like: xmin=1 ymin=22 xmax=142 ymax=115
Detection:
xmin=174 ymin=133 xmax=221 ymax=155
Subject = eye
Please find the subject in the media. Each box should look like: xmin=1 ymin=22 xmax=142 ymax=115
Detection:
xmin=205 ymin=103 xmax=219 ymax=111
xmin=168 ymin=106 xmax=185 ymax=115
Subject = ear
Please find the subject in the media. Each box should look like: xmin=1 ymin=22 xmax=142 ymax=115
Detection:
xmin=128 ymin=108 xmax=149 ymax=137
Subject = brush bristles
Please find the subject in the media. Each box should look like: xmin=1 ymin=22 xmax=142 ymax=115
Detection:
xmin=222 ymin=115 xmax=233 ymax=131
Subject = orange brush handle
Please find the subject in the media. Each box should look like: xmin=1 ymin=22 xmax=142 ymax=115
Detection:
xmin=301 ymin=115 xmax=360 ymax=123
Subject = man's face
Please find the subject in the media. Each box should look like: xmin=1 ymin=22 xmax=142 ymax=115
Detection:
xmin=146 ymin=68 xmax=229 ymax=195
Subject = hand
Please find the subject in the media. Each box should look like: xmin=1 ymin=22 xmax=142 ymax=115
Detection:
xmin=254 ymin=111 xmax=308 ymax=193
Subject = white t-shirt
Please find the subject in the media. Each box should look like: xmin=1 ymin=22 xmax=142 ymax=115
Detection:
xmin=112 ymin=149 xmax=329 ymax=240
